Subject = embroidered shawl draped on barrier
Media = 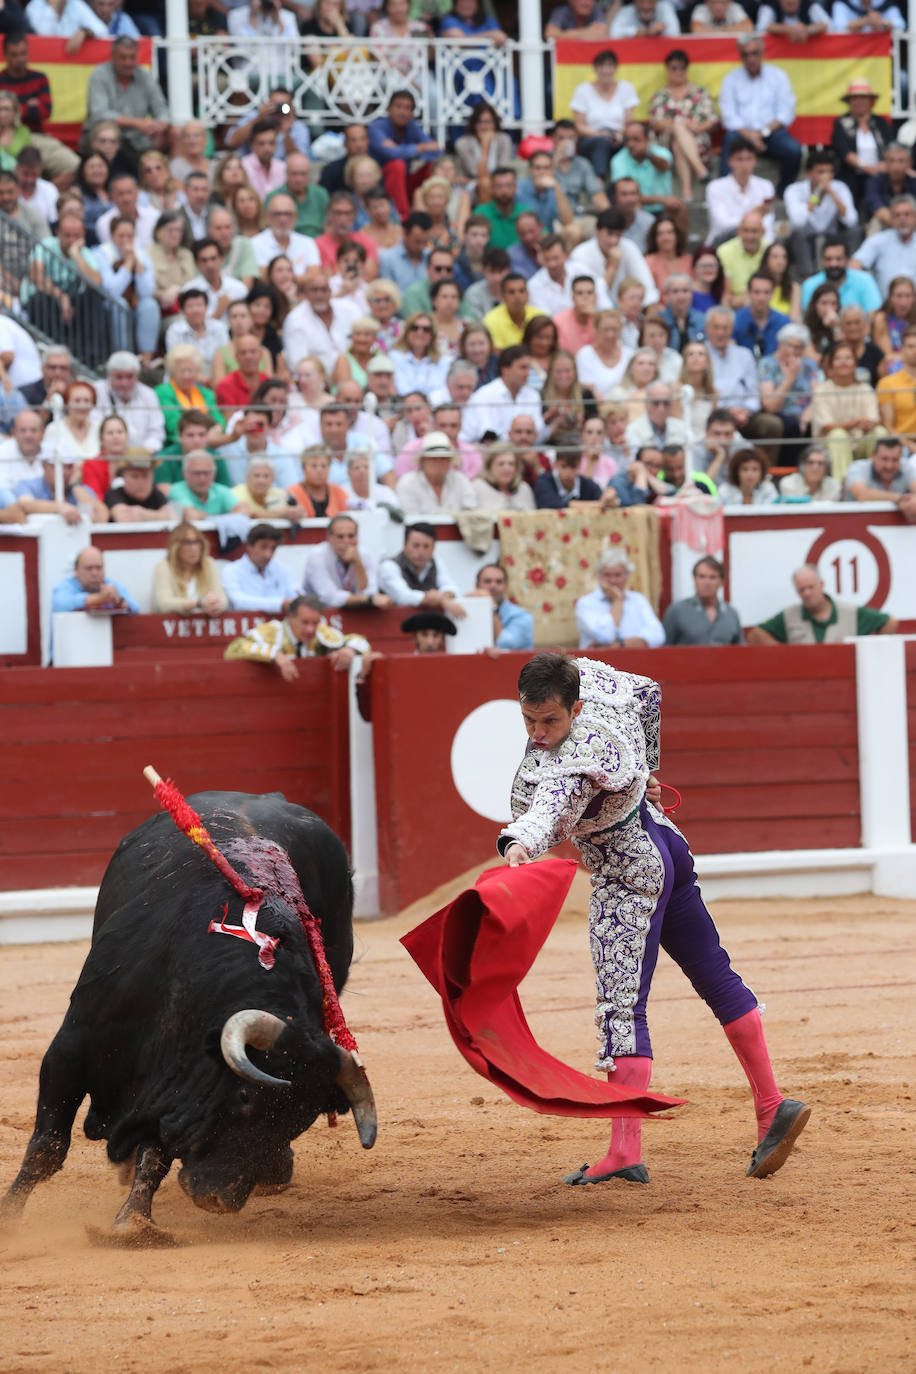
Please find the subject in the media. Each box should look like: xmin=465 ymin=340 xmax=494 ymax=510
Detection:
xmin=496 ymin=505 xmax=661 ymax=647
xmin=401 ymin=857 xmax=684 ymax=1118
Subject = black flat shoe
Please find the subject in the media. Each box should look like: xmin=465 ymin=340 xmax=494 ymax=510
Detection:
xmin=563 ymin=1162 xmax=649 ymax=1186
xmin=747 ymin=1099 xmax=810 ymax=1179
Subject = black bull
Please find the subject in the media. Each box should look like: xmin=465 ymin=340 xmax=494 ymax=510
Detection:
xmin=2 ymin=791 xmax=376 ymax=1244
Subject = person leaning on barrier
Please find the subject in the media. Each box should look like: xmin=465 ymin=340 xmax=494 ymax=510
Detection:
xmin=844 ymin=434 xmax=916 ymax=522
xmin=224 ymin=593 xmax=371 ymax=685
xmin=662 ymin=555 xmax=743 ymax=646
xmin=52 ymin=545 xmax=139 ymax=615
xmin=14 ymin=457 xmax=107 ymax=523
xmin=778 ymin=444 xmax=842 ymax=502
xmin=167 ymin=450 xmax=243 ymax=521
xmin=575 ymin=547 xmax=666 ymax=650
xmin=378 ymin=521 xmax=466 ymax=617
xmin=746 ymin=563 xmax=898 ymax=645
xmin=302 ymin=513 xmax=393 ymax=611
xmin=104 ymin=455 xmax=173 ymax=522
xmin=151 ymin=522 xmax=228 ymax=615
xmin=221 ymin=521 xmax=298 ymax=614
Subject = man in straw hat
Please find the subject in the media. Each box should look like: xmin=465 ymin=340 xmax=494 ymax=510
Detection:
xmin=830 ymin=76 xmax=893 ymax=204
xmin=394 ymin=432 xmax=478 ymax=515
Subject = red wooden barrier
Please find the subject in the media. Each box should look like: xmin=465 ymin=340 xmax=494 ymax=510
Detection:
xmin=371 ymin=645 xmax=861 ymax=915
xmin=111 ymin=608 xmax=425 ymax=661
xmin=906 ymin=641 xmax=916 ymax=844
xmin=0 ymin=660 xmax=351 ymax=890
xmin=0 ymin=534 xmax=41 ymax=667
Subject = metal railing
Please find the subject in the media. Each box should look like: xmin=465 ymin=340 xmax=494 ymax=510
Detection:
xmin=155 ymin=34 xmax=525 ymax=150
xmin=0 ymin=212 xmax=133 ymax=375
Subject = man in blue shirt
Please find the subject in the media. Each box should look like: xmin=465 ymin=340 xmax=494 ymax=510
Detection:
xmin=534 ymin=448 xmax=603 ymax=509
xmin=800 ymin=238 xmax=882 ymax=313
xmin=51 ymin=546 xmax=139 ymax=615
xmin=516 ymin=150 xmax=575 ymax=235
xmin=368 ymin=90 xmax=441 ymax=220
xmin=733 ymin=272 xmax=790 ymax=359
xmin=379 ymin=212 xmax=432 ymax=295
xmin=221 ymin=523 xmax=298 ymax=614
xmin=473 ymin=563 xmax=534 ymax=651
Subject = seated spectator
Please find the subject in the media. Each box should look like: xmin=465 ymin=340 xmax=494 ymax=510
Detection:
xmin=232 ymin=458 xmax=305 ymax=521
xmin=529 ymin=235 xmax=599 ymax=317
xmin=803 ymin=281 xmax=841 ymax=359
xmin=220 ymin=522 xmax=297 ymax=612
xmin=170 ymin=117 xmax=210 ymax=185
xmin=368 ymin=90 xmax=441 ymax=222
xmin=575 ymin=547 xmax=665 ymax=649
xmin=569 ymin=206 xmax=658 ymax=305
xmin=80 ymin=412 xmax=132 ymax=498
xmin=150 ymin=521 xmax=228 ymax=613
xmin=397 ymin=400 xmax=481 ymax=478
xmin=647 ymin=50 xmax=718 ymax=204
xmin=0 ymin=407 xmax=45 ymax=484
xmin=457 ymin=322 xmax=498 ymax=390
xmin=154 ymin=408 xmax=232 ymax=489
xmin=211 ymin=300 xmax=274 ymax=387
xmin=395 ymin=431 xmax=477 ymax=514
xmin=380 ymin=521 xmax=466 ymax=617
xmin=429 ymin=276 xmax=467 ymax=358
xmin=611 ymin=122 xmax=683 ymax=235
xmin=483 ymin=273 xmax=545 ymax=351
xmin=838 ymin=303 xmax=883 ymax=387
xmin=206 ymin=205 xmax=257 ymax=290
xmin=863 ymin=142 xmax=916 ymax=232
xmin=343 ymin=451 xmax=401 ymax=510
xmin=674 ymin=342 xmax=716 ymax=441
xmin=757 ymin=0 xmax=829 ymax=37
xmin=0 ymin=33 xmax=80 ymax=183
xmin=800 ymin=237 xmax=882 ymax=314
xmin=626 ymin=380 xmax=690 ymax=451
xmin=871 ymin=277 xmax=916 ymax=373
xmin=691 ymin=244 xmax=726 ymax=314
xmin=165 ymin=287 xmax=229 ymax=377
xmin=97 ymin=214 xmax=161 ymax=362
xmin=23 ymin=210 xmax=107 ymax=356
xmin=471 ymin=441 xmax=536 ymax=511
xmin=706 ymin=141 xmax=774 ymax=246
xmin=545 ymin=0 xmax=609 ymax=39
xmin=252 ymin=193 xmax=321 ymax=283
xmin=220 ymin=403 xmax=300 ymax=489
xmin=24 ymin=0 xmax=107 ymax=43
xmin=785 ymin=146 xmax=859 ymax=281
xmin=506 ymin=211 xmax=544 ymax=282
xmin=612 ymin=175 xmax=653 ymax=253
xmin=303 ymin=513 xmax=392 ymax=609
xmin=811 ymin=340 xmax=883 ymax=480
xmin=314 ymin=191 xmax=379 ymax=276
xmin=611 ymin=0 xmax=679 ymax=36
xmin=704 ymin=306 xmax=760 ymax=428
xmin=474 ymin=166 xmax=533 ymax=252
xmin=733 ymin=272 xmax=790 ymax=359
xmin=759 ymin=241 xmax=800 ymax=319
xmin=51 ymin=546 xmax=138 ymax=616
xmin=659 ymin=441 xmax=717 ymax=496
xmin=692 ymin=0 xmax=753 ymax=30
xmin=554 ymin=274 xmax=600 ymax=355
xmin=540 ymin=348 xmax=597 ymax=440
xmin=638 ymin=313 xmax=682 ymax=385
xmin=606 ymin=444 xmax=672 ymax=506
xmin=778 ymin=444 xmax=842 ymax=502
xmin=18 ymin=346 xmax=70 ymax=419
xmin=534 ymin=439 xmax=604 ymax=509
xmin=717 ymin=211 xmax=769 ymax=310
xmin=717 ymin=445 xmax=778 ymax=504
xmin=746 ymin=563 xmax=897 ymax=644
xmin=844 ymin=434 xmax=916 ymax=522
xmin=265 ymin=151 xmax=326 ymax=241
xmin=15 ymin=143 xmax=57 ymax=224
xmin=138 ymin=148 xmax=180 ymax=214
xmin=662 ymin=555 xmax=743 ymax=645
xmin=167 ymin=450 xmax=242 ymax=520
xmin=176 ymin=169 xmax=210 ymax=245
xmin=877 ymin=326 xmax=916 ymax=445
xmin=579 ymin=412 xmax=619 ymax=485
xmin=691 ymin=406 xmax=743 ymax=480
xmin=658 ymin=273 xmax=706 ymax=356
xmin=463 ymin=244 xmax=509 ymax=320
xmin=568 ymin=50 xmax=639 ymax=181
xmin=470 ymin=562 xmax=534 ymax=650
xmin=464 ymin=345 xmax=544 ymax=443
xmin=515 ymin=155 xmax=574 ymax=240
xmin=607 ymin=346 xmax=659 ymax=423
xmin=282 ymin=267 xmax=361 ymax=376
xmin=717 ymin=36 xmax=801 ymax=195
xmin=95 ymin=170 xmax=159 ymax=250
xmin=830 ymin=78 xmax=891 ymax=204
xmin=329 ymin=240 xmax=373 ymax=318
xmin=391 ymin=311 xmax=451 ymax=396
xmin=104 ymin=455 xmax=172 ymax=521
xmin=214 ymin=332 xmax=269 ymax=419
xmin=42 ymin=378 xmax=101 ymax=460
xmin=452 ymin=212 xmax=490 ymax=291
xmin=287 ymin=444 xmax=349 ymax=519
xmin=642 ymin=219 xmax=691 ymax=297
xmin=86 ymin=37 xmax=171 ymax=162
xmin=239 ymin=118 xmax=286 ymax=201
xmin=225 ymin=593 xmax=370 ymax=681
xmin=850 ymin=194 xmax=916 ymax=301
xmin=757 ymin=322 xmax=818 ymax=456
xmin=378 ymin=212 xmax=431 ymax=295
xmin=453 ymin=101 xmax=515 ymax=185
xmin=15 ymin=457 xmax=106 ymax=521
xmin=0 ymin=167 xmax=47 ymax=290
xmin=155 ymin=345 xmax=226 ymax=453
xmin=92 ymin=350 xmax=164 ymax=455
xmin=519 ymin=315 xmax=558 ymax=391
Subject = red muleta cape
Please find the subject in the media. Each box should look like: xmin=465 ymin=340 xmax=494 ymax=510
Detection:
xmin=401 ymin=857 xmax=685 ymax=1118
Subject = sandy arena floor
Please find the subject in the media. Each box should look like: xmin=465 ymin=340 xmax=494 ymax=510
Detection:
xmin=0 ymin=871 xmax=913 ymax=1374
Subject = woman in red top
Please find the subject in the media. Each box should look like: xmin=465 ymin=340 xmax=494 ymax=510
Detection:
xmin=80 ymin=414 xmax=132 ymax=499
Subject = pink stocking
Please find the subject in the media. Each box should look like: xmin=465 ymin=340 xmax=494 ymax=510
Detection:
xmin=584 ymin=1056 xmax=652 ymax=1179
xmin=723 ymin=1009 xmax=783 ymax=1143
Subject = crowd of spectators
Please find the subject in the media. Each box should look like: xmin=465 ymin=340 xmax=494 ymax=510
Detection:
xmin=1 ymin=12 xmax=914 ymax=654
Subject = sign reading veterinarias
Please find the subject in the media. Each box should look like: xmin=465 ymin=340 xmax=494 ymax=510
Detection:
xmin=553 ymin=34 xmax=892 ymax=146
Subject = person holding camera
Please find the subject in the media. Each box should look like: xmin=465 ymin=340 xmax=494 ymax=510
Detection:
xmin=224 ymin=87 xmax=313 ymax=161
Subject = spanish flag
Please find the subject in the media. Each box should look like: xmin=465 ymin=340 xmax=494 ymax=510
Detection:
xmin=23 ymin=37 xmax=154 ymax=149
xmin=553 ymin=34 xmax=892 ymax=147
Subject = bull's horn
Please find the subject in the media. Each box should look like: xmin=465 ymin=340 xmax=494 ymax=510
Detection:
xmin=336 ymin=1049 xmax=377 ymax=1149
xmin=221 ymin=1010 xmax=291 ymax=1088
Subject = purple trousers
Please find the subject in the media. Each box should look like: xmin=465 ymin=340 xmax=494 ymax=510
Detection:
xmin=577 ymin=803 xmax=758 ymax=1068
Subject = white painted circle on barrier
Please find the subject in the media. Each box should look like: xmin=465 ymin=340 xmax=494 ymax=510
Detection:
xmin=450 ymin=700 xmax=527 ymax=822
xmin=813 ymin=538 xmax=880 ymax=605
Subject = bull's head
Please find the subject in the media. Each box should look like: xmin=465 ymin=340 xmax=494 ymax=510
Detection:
xmin=220 ymin=1009 xmax=377 ymax=1150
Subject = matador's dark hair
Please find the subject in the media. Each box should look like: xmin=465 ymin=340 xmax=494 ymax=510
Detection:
xmin=518 ymin=653 xmax=581 ymax=712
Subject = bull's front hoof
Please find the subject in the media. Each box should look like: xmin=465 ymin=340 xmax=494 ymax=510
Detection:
xmin=85 ymin=1215 xmax=181 ymax=1248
